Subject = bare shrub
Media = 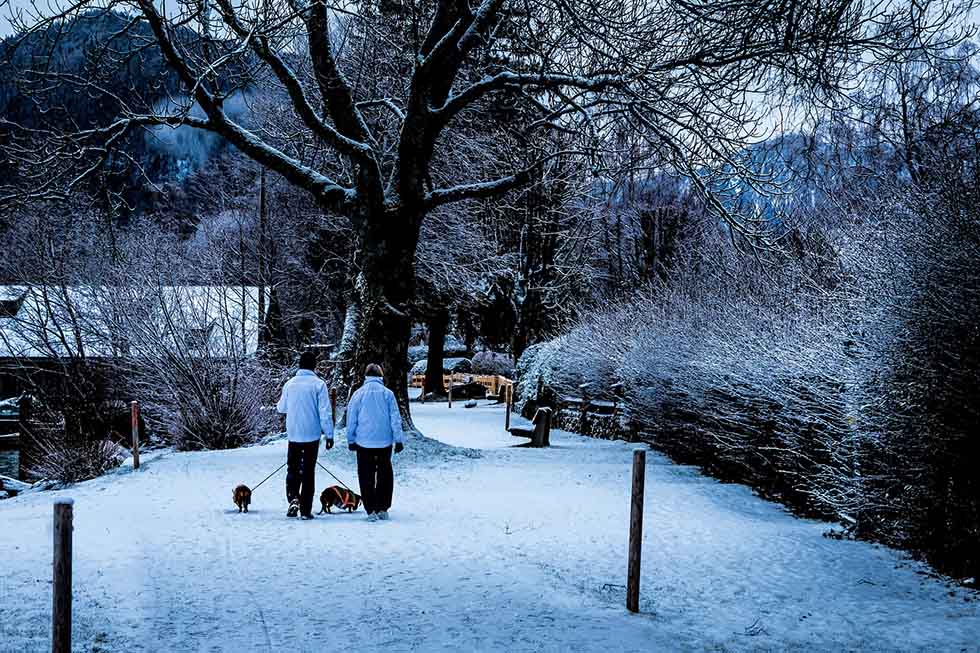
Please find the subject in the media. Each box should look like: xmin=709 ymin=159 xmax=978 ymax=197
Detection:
xmin=101 ymin=282 xmax=282 ymax=452
xmin=28 ymin=438 xmax=125 ymax=485
xmin=134 ymin=357 xmax=281 ymax=452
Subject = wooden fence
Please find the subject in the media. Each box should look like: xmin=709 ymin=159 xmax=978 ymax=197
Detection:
xmin=410 ymin=373 xmax=513 ymax=397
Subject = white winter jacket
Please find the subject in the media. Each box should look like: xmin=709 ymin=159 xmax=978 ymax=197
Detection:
xmin=276 ymin=370 xmax=334 ymax=443
xmin=345 ymin=376 xmax=404 ymax=449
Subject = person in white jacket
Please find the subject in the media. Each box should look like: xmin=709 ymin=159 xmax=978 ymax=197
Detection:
xmin=346 ymin=363 xmax=405 ymax=521
xmin=276 ymin=351 xmax=334 ymax=519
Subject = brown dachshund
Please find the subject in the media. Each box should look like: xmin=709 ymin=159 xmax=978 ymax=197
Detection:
xmin=233 ymin=484 xmax=252 ymax=513
xmin=319 ymin=486 xmax=361 ymax=514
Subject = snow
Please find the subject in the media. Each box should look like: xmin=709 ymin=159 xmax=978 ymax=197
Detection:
xmin=1 ymin=402 xmax=978 ymax=651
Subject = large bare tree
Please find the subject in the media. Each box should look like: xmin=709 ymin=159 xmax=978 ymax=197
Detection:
xmin=1 ymin=0 xmax=970 ymax=421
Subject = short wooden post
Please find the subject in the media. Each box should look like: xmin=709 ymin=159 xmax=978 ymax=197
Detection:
xmin=18 ymin=394 xmax=34 ymax=480
xmin=627 ymin=449 xmax=646 ymax=613
xmin=329 ymin=387 xmax=337 ymax=423
xmin=448 ymin=379 xmax=453 ymax=408
xmin=130 ymin=401 xmax=140 ymax=470
xmin=611 ymin=382 xmax=624 ymax=420
xmin=52 ymin=498 xmax=73 ymax=653
xmin=504 ymin=384 xmax=512 ymax=431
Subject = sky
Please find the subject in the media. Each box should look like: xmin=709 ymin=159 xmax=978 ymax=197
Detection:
xmin=1 ymin=0 xmax=57 ymax=37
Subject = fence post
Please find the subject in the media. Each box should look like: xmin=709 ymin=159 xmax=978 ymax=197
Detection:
xmin=627 ymin=449 xmax=646 ymax=613
xmin=18 ymin=394 xmax=34 ymax=480
xmin=448 ymin=379 xmax=453 ymax=408
xmin=504 ymin=384 xmax=512 ymax=431
xmin=579 ymin=383 xmax=592 ymax=435
xmin=329 ymin=387 xmax=337 ymax=424
xmin=52 ymin=498 xmax=73 ymax=653
xmin=130 ymin=401 xmax=140 ymax=470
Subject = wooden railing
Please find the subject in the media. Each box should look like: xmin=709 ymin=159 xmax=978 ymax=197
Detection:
xmin=410 ymin=373 xmax=513 ymax=397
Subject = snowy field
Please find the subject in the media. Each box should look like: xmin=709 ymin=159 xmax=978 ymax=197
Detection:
xmin=1 ymin=400 xmax=978 ymax=652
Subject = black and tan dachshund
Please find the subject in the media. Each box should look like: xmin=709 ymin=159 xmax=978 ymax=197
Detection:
xmin=319 ymin=486 xmax=361 ymax=514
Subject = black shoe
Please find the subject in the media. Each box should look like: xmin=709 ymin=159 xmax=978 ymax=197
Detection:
xmin=287 ymin=500 xmax=300 ymax=518
xmin=300 ymin=513 xmax=315 ymax=521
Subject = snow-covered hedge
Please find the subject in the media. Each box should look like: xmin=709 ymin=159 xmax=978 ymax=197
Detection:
xmin=521 ymin=289 xmax=850 ymax=516
xmin=518 ymin=189 xmax=980 ymax=580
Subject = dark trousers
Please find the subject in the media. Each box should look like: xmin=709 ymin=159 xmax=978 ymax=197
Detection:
xmin=356 ymin=446 xmax=393 ymax=514
xmin=286 ymin=441 xmax=319 ymax=516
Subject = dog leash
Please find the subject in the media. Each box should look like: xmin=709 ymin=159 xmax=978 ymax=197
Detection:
xmin=251 ymin=462 xmax=287 ymax=492
xmin=316 ymin=461 xmax=355 ymax=493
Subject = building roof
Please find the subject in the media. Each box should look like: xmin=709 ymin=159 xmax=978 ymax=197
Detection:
xmin=0 ymin=285 xmax=263 ymax=359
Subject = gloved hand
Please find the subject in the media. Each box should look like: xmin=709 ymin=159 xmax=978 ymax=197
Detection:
xmin=324 ymin=439 xmax=334 ymax=451
xmin=348 ymin=442 xmax=358 ymax=452
xmin=394 ymin=442 xmax=404 ymax=454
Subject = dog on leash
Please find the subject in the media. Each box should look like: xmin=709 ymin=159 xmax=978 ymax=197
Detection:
xmin=233 ymin=484 xmax=252 ymax=513
xmin=319 ymin=486 xmax=361 ymax=514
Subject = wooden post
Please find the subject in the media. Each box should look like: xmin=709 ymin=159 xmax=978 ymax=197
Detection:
xmin=504 ymin=384 xmax=512 ymax=431
xmin=448 ymin=379 xmax=453 ymax=408
xmin=18 ymin=394 xmax=34 ymax=480
xmin=329 ymin=387 xmax=337 ymax=423
xmin=130 ymin=401 xmax=140 ymax=470
xmin=579 ymin=382 xmax=591 ymax=434
xmin=611 ymin=382 xmax=624 ymax=421
xmin=627 ymin=449 xmax=646 ymax=613
xmin=52 ymin=498 xmax=73 ymax=653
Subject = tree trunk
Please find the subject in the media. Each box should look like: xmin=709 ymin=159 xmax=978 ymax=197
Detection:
xmin=344 ymin=212 xmax=420 ymax=428
xmin=331 ymin=288 xmax=362 ymax=409
xmin=423 ymin=306 xmax=449 ymax=395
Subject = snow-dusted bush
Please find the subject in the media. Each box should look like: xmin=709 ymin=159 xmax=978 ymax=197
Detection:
xmin=96 ymin=277 xmax=281 ymax=452
xmin=139 ymin=359 xmax=280 ymax=451
xmin=408 ymin=345 xmax=429 ymax=364
xmin=526 ymin=176 xmax=979 ymax=578
xmin=514 ymin=339 xmax=562 ymax=411
xmin=444 ymin=336 xmax=470 ymax=357
xmin=841 ymin=189 xmax=980 ymax=578
xmin=470 ymin=351 xmax=514 ymax=377
xmin=514 ymin=307 xmax=635 ymax=407
xmin=410 ymin=357 xmax=472 ymax=375
xmin=408 ymin=338 xmax=472 ymax=367
xmin=28 ymin=438 xmax=125 ymax=484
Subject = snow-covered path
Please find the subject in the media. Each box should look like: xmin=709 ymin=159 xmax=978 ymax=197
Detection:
xmin=1 ymin=401 xmax=978 ymax=652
